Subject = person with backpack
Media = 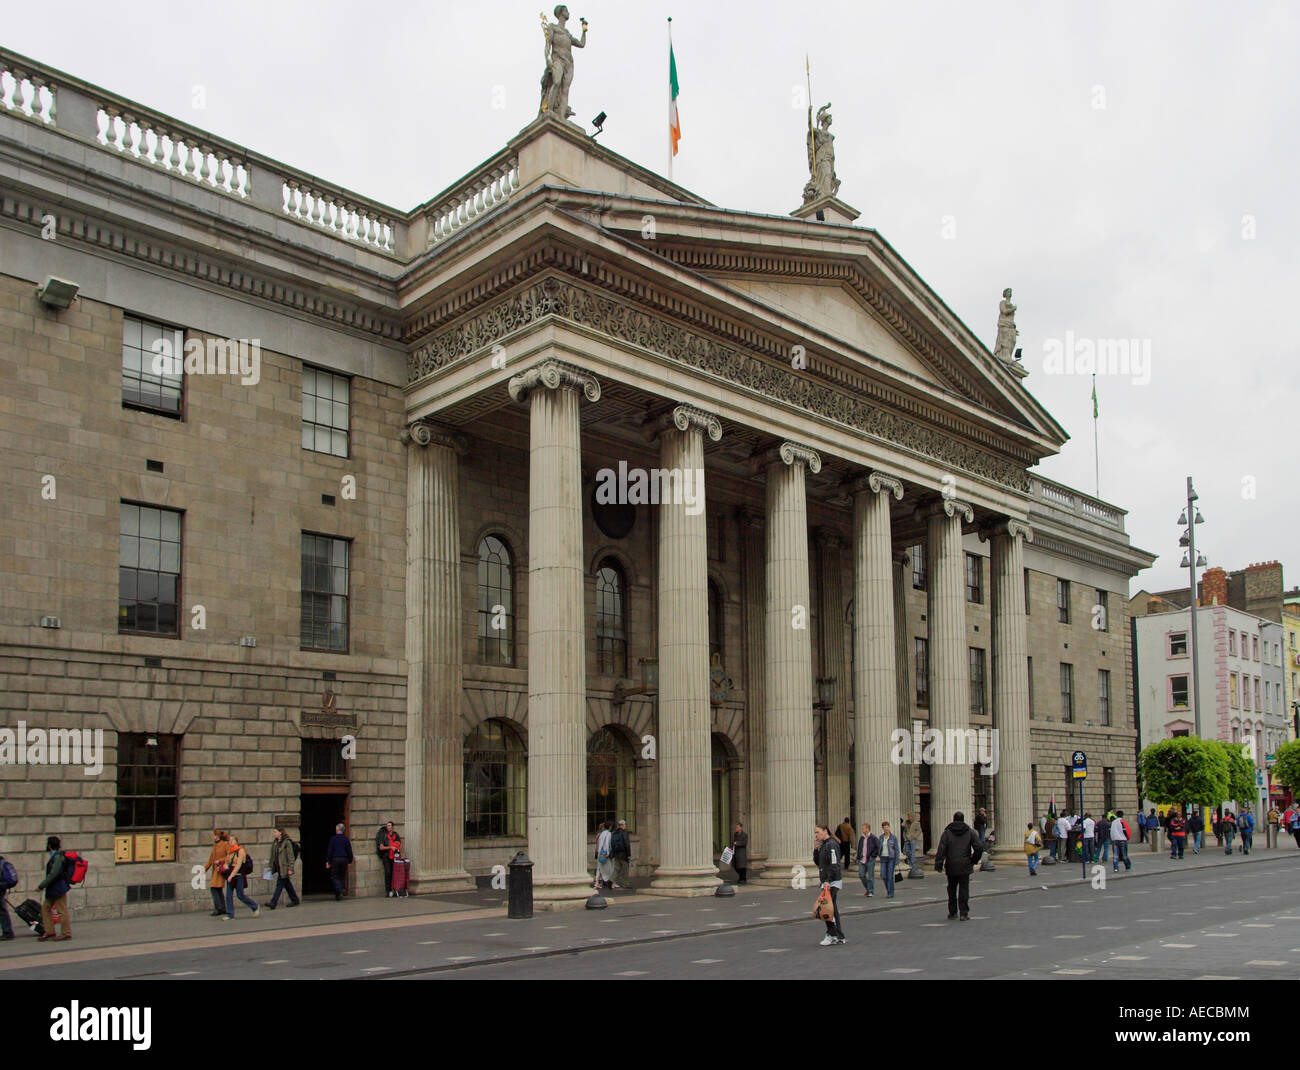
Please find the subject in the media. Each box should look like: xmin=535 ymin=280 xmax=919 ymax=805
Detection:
xmin=1221 ymin=811 xmax=1238 ymax=854
xmin=376 ymin=822 xmax=402 ymax=897
xmin=202 ymin=829 xmax=231 ymax=916
xmin=1023 ymin=822 xmax=1042 ymax=876
xmin=1110 ymin=810 xmax=1132 ymax=872
xmin=0 ymin=849 xmax=17 ymax=940
xmin=1240 ymin=808 xmax=1255 ymax=854
xmin=36 ymin=835 xmax=72 ymax=941
xmin=221 ymin=833 xmax=260 ymax=920
xmin=264 ymin=826 xmax=301 ymax=910
xmin=935 ymin=811 xmax=983 ymax=921
xmin=325 ymin=823 xmax=354 ymax=901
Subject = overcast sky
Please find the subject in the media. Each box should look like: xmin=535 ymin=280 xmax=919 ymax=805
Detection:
xmin=8 ymin=1 xmax=1297 ymax=595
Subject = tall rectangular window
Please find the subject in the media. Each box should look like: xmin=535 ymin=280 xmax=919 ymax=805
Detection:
xmin=115 ymin=734 xmax=180 ymax=864
xmin=1170 ymin=674 xmax=1189 ymax=709
xmin=122 ymin=315 xmax=184 ymax=416
xmin=302 ymin=366 xmax=350 ymax=457
xmin=1057 ymin=579 xmax=1071 ymax=623
xmin=1244 ymin=676 xmax=1252 ymax=711
xmin=1168 ymin=631 xmax=1188 ymax=657
xmin=301 ymin=533 xmax=350 ymax=651
xmin=1094 ymin=589 xmax=1109 ymax=631
xmin=914 ymin=638 xmax=929 ymax=707
xmin=119 ymin=503 xmax=182 ymax=635
xmin=1229 ymin=672 xmax=1239 ymax=708
xmin=1060 ymin=662 xmax=1074 ymax=722
xmin=966 ymin=553 xmax=983 ymax=603
xmin=1024 ymin=569 xmax=1032 ymax=614
xmin=1228 ymin=630 xmax=1237 ymax=656
xmin=969 ymin=647 xmax=986 ymax=718
xmin=1098 ymin=669 xmax=1111 ymax=726
xmin=1027 ymin=656 xmax=1034 ymax=717
xmin=1254 ymin=677 xmax=1261 ymax=711
xmin=911 ymin=543 xmax=927 ymax=591
xmin=1253 ymin=635 xmax=1260 ymax=661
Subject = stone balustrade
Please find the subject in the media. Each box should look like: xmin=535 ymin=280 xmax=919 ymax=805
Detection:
xmin=1029 ymin=475 xmax=1124 ymax=530
xmin=425 ymin=158 xmax=520 ymax=247
xmin=0 ymin=60 xmax=56 ymax=125
xmin=283 ymin=180 xmax=394 ymax=251
xmin=96 ymin=105 xmax=251 ymax=198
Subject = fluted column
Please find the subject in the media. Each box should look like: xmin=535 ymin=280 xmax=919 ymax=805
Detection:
xmin=893 ymin=548 xmax=919 ymax=863
xmin=991 ymin=519 xmax=1034 ymax=859
xmin=651 ymin=405 xmax=723 ymax=895
xmin=927 ymin=497 xmax=975 ymax=832
xmin=508 ymin=359 xmax=601 ymax=907
xmin=817 ymin=530 xmax=851 ymax=832
xmin=737 ymin=508 xmax=768 ymax=877
xmin=850 ymin=471 xmax=904 ymax=837
xmin=754 ymin=441 xmax=820 ymax=886
xmin=402 ymin=419 xmax=474 ymax=892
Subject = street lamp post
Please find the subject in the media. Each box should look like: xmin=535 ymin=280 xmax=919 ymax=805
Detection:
xmin=1178 ymin=477 xmax=1207 ymax=739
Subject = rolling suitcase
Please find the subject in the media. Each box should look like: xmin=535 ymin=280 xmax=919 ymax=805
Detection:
xmin=12 ymin=896 xmax=45 ymax=936
xmin=391 ymin=857 xmax=411 ymax=897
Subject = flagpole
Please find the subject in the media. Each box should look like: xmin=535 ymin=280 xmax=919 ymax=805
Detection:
xmin=667 ymin=17 xmax=674 ymax=182
xmin=1092 ymin=373 xmax=1099 ymax=497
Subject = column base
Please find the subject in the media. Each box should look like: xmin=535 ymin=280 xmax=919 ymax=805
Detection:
xmin=650 ymin=866 xmax=722 ymax=897
xmin=532 ymin=875 xmax=599 ymax=910
xmin=748 ymin=858 xmax=807 ymax=890
xmin=409 ymin=868 xmax=476 ymax=894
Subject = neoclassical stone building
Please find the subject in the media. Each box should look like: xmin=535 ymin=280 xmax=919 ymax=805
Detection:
xmin=0 ymin=50 xmax=1154 ymax=915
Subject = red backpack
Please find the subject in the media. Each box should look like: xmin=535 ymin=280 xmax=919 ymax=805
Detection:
xmin=61 ymin=850 xmax=89 ymax=886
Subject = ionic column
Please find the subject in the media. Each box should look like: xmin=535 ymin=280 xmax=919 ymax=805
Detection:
xmin=508 ymin=359 xmax=601 ymax=908
xmin=893 ymin=548 xmax=920 ymax=866
xmin=402 ymin=419 xmax=474 ymax=892
xmin=990 ymin=519 xmax=1034 ymax=859
xmin=926 ymin=497 xmax=975 ymax=833
xmin=815 ymin=530 xmax=851 ymax=833
xmin=737 ymin=508 xmax=768 ymax=877
xmin=753 ymin=441 xmax=820 ymax=886
xmin=849 ymin=471 xmax=904 ymax=838
xmin=651 ymin=405 xmax=723 ymax=895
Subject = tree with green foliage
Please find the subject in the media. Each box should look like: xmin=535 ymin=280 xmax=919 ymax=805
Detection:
xmin=1210 ymin=741 xmax=1257 ymax=808
xmin=1271 ymin=739 xmax=1300 ymax=796
xmin=1138 ymin=737 xmax=1228 ymax=812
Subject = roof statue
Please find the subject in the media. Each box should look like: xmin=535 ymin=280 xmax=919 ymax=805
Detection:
xmin=994 ymin=287 xmax=1019 ymax=361
xmin=803 ymin=103 xmax=840 ymax=203
xmin=538 ymin=5 xmax=588 ymax=121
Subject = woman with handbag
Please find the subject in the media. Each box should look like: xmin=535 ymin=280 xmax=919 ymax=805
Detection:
xmin=202 ymin=829 xmax=229 ymax=916
xmin=1024 ymin=822 xmax=1043 ymax=876
xmin=594 ymin=821 xmax=614 ymax=890
xmin=220 ymin=833 xmax=260 ymax=920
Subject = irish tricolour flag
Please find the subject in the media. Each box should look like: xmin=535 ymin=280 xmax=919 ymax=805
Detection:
xmin=669 ymin=35 xmax=681 ymax=156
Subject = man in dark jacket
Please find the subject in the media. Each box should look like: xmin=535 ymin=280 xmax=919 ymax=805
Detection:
xmin=611 ymin=819 xmax=633 ymax=888
xmin=813 ymin=824 xmax=845 ymax=946
xmin=36 ymin=835 xmax=71 ymax=941
xmin=729 ymin=823 xmax=748 ymax=885
xmin=935 ymin=812 xmax=982 ymax=921
xmin=0 ymin=850 xmax=16 ymax=940
xmin=325 ymin=822 xmax=354 ymax=901
xmin=1186 ymin=810 xmax=1203 ymax=855
xmin=973 ymin=808 xmax=988 ymax=846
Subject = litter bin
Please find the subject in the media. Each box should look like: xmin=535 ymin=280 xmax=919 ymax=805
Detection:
xmin=507 ymin=850 xmax=533 ymax=919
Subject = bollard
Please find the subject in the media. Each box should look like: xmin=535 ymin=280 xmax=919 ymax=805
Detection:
xmin=507 ymin=849 xmax=533 ymax=919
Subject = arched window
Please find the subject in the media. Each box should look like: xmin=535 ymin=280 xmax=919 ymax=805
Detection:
xmin=477 ymin=535 xmax=514 ymax=666
xmin=464 ymin=719 xmax=527 ymax=838
xmin=595 ymin=560 xmax=628 ymax=676
xmin=587 ymin=726 xmax=636 ymax=833
xmin=708 ymin=579 xmax=724 ymax=663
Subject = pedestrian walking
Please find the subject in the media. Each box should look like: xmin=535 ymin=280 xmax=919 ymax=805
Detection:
xmin=1145 ymin=810 xmax=1160 ymax=852
xmin=1267 ymin=806 xmax=1279 ymax=848
xmin=612 ymin=819 xmax=633 ymax=888
xmin=35 ymin=835 xmax=72 ymax=941
xmin=1081 ymin=813 xmax=1096 ymax=863
xmin=594 ymin=820 xmax=614 ymax=889
xmin=1168 ymin=809 xmax=1186 ymax=859
xmin=728 ymin=823 xmax=747 ymax=885
xmin=1024 ymin=822 xmax=1042 ymax=876
xmin=1110 ymin=810 xmax=1132 ymax=871
xmin=221 ymin=834 xmax=259 ymax=920
xmin=813 ymin=824 xmax=845 ymax=945
xmin=935 ymin=811 xmax=983 ymax=921
xmin=1221 ymin=811 xmax=1237 ymax=854
xmin=0 ymin=849 xmax=17 ymax=941
xmin=903 ymin=812 xmax=923 ymax=875
xmin=1289 ymin=808 xmax=1300 ymax=849
xmin=836 ymin=816 xmax=856 ymax=869
xmin=1186 ymin=810 xmax=1203 ymax=854
xmin=1096 ymin=814 xmax=1111 ymax=863
xmin=1212 ymin=808 xmax=1224 ymax=847
xmin=264 ymin=826 xmax=301 ymax=909
xmin=1054 ymin=814 xmax=1070 ymax=861
xmin=202 ymin=829 xmax=230 ymax=916
xmin=325 ymin=822 xmax=354 ymax=900
xmin=1240 ymin=808 xmax=1254 ymax=854
xmin=878 ymin=821 xmax=899 ymax=898
xmin=973 ymin=808 xmax=989 ymax=847
xmin=376 ymin=822 xmax=402 ymax=897
xmin=856 ymin=822 xmax=879 ymax=896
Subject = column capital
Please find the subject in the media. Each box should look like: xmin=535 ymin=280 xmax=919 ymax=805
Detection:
xmin=507 ymin=358 xmax=602 ymax=404
xmin=400 ymin=419 xmax=467 ymax=453
xmin=643 ymin=403 xmax=724 ymax=443
xmin=919 ymin=496 xmax=975 ymax=524
xmin=984 ymin=517 xmax=1034 ymax=543
xmin=844 ymin=469 xmax=905 ymax=500
xmin=750 ymin=440 xmax=822 ymax=475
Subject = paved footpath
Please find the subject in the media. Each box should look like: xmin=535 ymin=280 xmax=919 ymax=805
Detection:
xmin=2 ymin=842 xmax=1295 ymax=979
